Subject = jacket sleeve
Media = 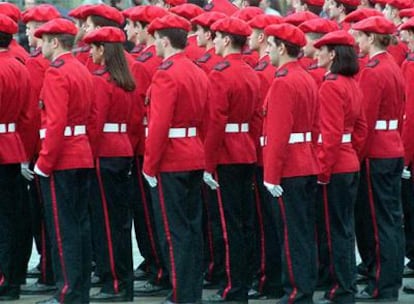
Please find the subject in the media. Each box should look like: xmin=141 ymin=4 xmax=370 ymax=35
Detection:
xmin=402 ymin=64 xmax=414 ymax=165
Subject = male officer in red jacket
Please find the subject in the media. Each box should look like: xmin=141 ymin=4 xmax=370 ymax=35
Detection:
xmin=143 ymin=14 xmax=209 ymax=304
xmin=33 ymin=18 xmax=95 ymax=304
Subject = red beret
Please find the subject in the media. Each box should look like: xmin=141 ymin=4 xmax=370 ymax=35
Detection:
xmin=284 ymin=11 xmax=319 ymax=26
xmin=400 ymin=16 xmax=414 ymax=29
xmin=128 ymin=6 xmax=168 ymax=23
xmin=170 ymin=3 xmax=204 ymax=20
xmin=0 ymin=13 xmax=18 ymax=34
xmin=344 ymin=8 xmax=383 ymax=23
xmin=191 ymin=11 xmax=227 ymax=27
xmin=231 ymin=6 xmax=263 ymax=22
xmin=204 ymin=0 xmax=238 ymax=16
xmin=22 ymin=5 xmax=61 ymax=23
xmin=264 ymin=23 xmax=306 ymax=47
xmin=0 ymin=3 xmax=20 ymax=22
xmin=211 ymin=17 xmax=252 ymax=36
xmin=34 ymin=18 xmax=78 ymax=38
xmin=304 ymin=0 xmax=325 ymax=6
xmin=352 ymin=16 xmax=396 ymax=34
xmin=313 ymin=30 xmax=355 ymax=48
xmin=248 ymin=14 xmax=282 ymax=29
xmin=68 ymin=5 xmax=92 ymax=20
xmin=400 ymin=8 xmax=414 ymax=17
xmin=147 ymin=14 xmax=191 ymax=34
xmin=83 ymin=26 xmax=126 ymax=44
xmin=336 ymin=0 xmax=361 ymax=6
xmin=299 ymin=18 xmax=339 ymax=33
xmin=122 ymin=7 xmax=135 ymax=19
xmin=82 ymin=4 xmax=124 ymax=25
xmin=386 ymin=0 xmax=413 ymax=10
xmin=165 ymin=0 xmax=187 ymax=6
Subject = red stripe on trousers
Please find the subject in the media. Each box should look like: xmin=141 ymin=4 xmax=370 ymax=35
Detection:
xmin=157 ymin=175 xmax=178 ymax=302
xmin=35 ymin=175 xmax=48 ymax=283
xmin=135 ymin=159 xmax=163 ymax=281
xmin=96 ymin=162 xmax=119 ymax=293
xmin=277 ymin=197 xmax=298 ymax=304
xmin=201 ymin=184 xmax=215 ymax=281
xmin=214 ymin=172 xmax=232 ymax=299
xmin=322 ymin=185 xmax=339 ymax=300
xmin=365 ymin=159 xmax=381 ymax=298
xmin=50 ymin=175 xmax=69 ymax=303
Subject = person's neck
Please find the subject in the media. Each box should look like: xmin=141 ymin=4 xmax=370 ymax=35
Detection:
xmin=205 ymin=41 xmax=214 ymax=51
xmin=163 ymin=48 xmax=183 ymax=60
xmin=222 ymin=48 xmax=241 ymax=57
xmin=52 ymin=49 xmax=71 ymax=61
xmin=369 ymin=48 xmax=386 ymax=59
xmin=258 ymin=44 xmax=267 ymax=59
xmin=278 ymin=56 xmax=296 ymax=68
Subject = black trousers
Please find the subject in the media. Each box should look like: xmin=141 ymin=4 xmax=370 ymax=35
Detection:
xmin=401 ymin=168 xmax=414 ymax=269
xmin=95 ymin=157 xmax=133 ymax=299
xmin=212 ymin=164 xmax=255 ymax=301
xmin=275 ymin=175 xmax=318 ymax=304
xmin=39 ymin=168 xmax=92 ymax=303
xmin=130 ymin=157 xmax=168 ymax=285
xmin=0 ymin=164 xmax=28 ymax=293
xmin=356 ymin=158 xmax=405 ymax=299
xmin=149 ymin=170 xmax=204 ymax=303
xmin=316 ymin=173 xmax=359 ymax=303
xmin=252 ymin=166 xmax=282 ymax=296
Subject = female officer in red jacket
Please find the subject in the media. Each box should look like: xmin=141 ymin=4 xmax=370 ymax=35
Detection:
xmin=83 ymin=26 xmax=136 ymax=302
xmin=313 ymin=30 xmax=367 ymax=304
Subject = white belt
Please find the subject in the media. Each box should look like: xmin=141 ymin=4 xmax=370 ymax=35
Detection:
xmin=318 ymin=133 xmax=352 ymax=144
xmin=375 ymin=119 xmax=398 ymax=130
xmin=142 ymin=116 xmax=148 ymax=126
xmin=103 ymin=123 xmax=127 ymax=133
xmin=145 ymin=127 xmax=197 ymax=138
xmin=288 ymin=132 xmax=312 ymax=144
xmin=225 ymin=123 xmax=249 ymax=133
xmin=260 ymin=136 xmax=267 ymax=147
xmin=39 ymin=125 xmax=86 ymax=139
xmin=0 ymin=123 xmax=16 ymax=133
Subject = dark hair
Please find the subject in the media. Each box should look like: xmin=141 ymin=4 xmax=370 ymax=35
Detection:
xmin=0 ymin=32 xmax=13 ymax=48
xmin=246 ymin=0 xmax=261 ymax=6
xmin=333 ymin=0 xmax=358 ymax=14
xmin=220 ymin=32 xmax=247 ymax=49
xmin=157 ymin=28 xmax=188 ymax=49
xmin=326 ymin=44 xmax=359 ymax=76
xmin=94 ymin=42 xmax=136 ymax=91
xmin=370 ymin=32 xmax=391 ymax=48
xmin=136 ymin=20 xmax=149 ymax=29
xmin=187 ymin=0 xmax=206 ymax=7
xmin=200 ymin=25 xmax=216 ymax=39
xmin=274 ymin=37 xmax=301 ymax=57
xmin=300 ymin=0 xmax=323 ymax=15
xmin=306 ymin=32 xmax=325 ymax=41
xmin=89 ymin=15 xmax=120 ymax=28
xmin=46 ymin=34 xmax=75 ymax=50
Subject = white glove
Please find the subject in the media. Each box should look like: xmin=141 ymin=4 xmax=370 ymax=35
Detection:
xmin=203 ymin=172 xmax=219 ymax=190
xmin=142 ymin=171 xmax=157 ymax=188
xmin=402 ymin=166 xmax=411 ymax=180
xmin=34 ymin=164 xmax=49 ymax=178
xmin=264 ymin=182 xmax=283 ymax=197
xmin=317 ymin=180 xmax=329 ymax=185
xmin=21 ymin=162 xmax=35 ymax=181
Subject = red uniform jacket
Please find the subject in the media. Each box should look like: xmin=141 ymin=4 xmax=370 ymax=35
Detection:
xmin=204 ymin=53 xmax=261 ymax=173
xmin=358 ymin=52 xmax=405 ymax=159
xmin=387 ymin=39 xmax=408 ymax=67
xmin=306 ymin=59 xmax=325 ymax=88
xmin=242 ymin=45 xmax=259 ymax=68
xmin=401 ymin=54 xmax=414 ymax=165
xmin=130 ymin=43 xmax=146 ymax=56
xmin=0 ymin=51 xmax=30 ymax=164
xmin=135 ymin=44 xmax=162 ymax=77
xmin=73 ymin=42 xmax=91 ymax=66
xmin=254 ymin=55 xmax=275 ymax=166
xmin=36 ymin=53 xmax=94 ymax=174
xmin=143 ymin=52 xmax=208 ymax=176
xmin=317 ymin=73 xmax=367 ymax=183
xmin=21 ymin=48 xmax=49 ymax=161
xmin=196 ymin=47 xmax=222 ymax=74
xmin=9 ymin=39 xmax=29 ymax=64
xmin=89 ymin=70 xmax=134 ymax=158
xmin=185 ymin=34 xmax=205 ymax=62
xmin=262 ymin=61 xmax=320 ymax=185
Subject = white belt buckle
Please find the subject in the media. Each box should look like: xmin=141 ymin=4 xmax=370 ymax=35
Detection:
xmin=260 ymin=136 xmax=267 ymax=147
xmin=8 ymin=123 xmax=16 ymax=132
xmin=39 ymin=129 xmax=46 ymax=139
xmin=389 ymin=120 xmax=398 ymax=130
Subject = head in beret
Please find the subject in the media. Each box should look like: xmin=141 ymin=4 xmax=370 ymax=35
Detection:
xmin=148 ymin=14 xmax=191 ymax=57
xmin=82 ymin=4 xmax=124 ymax=35
xmin=293 ymin=0 xmax=324 ymax=17
xmin=231 ymin=7 xmax=263 ymax=22
xmin=0 ymin=3 xmax=20 ymax=22
xmin=248 ymin=14 xmax=282 ymax=54
xmin=400 ymin=8 xmax=414 ymax=20
xmin=264 ymin=23 xmax=306 ymax=66
xmin=170 ymin=3 xmax=204 ymax=21
xmin=192 ymin=12 xmax=227 ymax=47
xmin=383 ymin=0 xmax=414 ymax=24
xmin=0 ymin=13 xmax=18 ymax=36
xmin=326 ymin=0 xmax=360 ymax=22
xmin=210 ymin=17 xmax=252 ymax=56
xmin=284 ymin=11 xmax=319 ymax=26
xmin=399 ymin=15 xmax=414 ymax=43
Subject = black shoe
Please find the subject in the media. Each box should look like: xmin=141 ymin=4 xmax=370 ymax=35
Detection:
xmin=133 ymin=268 xmax=149 ymax=281
xmin=134 ymin=281 xmax=171 ymax=297
xmin=21 ymin=282 xmax=57 ymax=295
xmin=355 ymin=290 xmax=397 ymax=302
xmin=248 ymin=288 xmax=282 ymax=300
xmin=36 ymin=297 xmax=60 ymax=304
xmin=202 ymin=293 xmax=247 ymax=304
xmin=203 ymin=279 xmax=221 ymax=289
xmin=403 ymin=265 xmax=414 ymax=277
xmin=317 ymin=298 xmax=335 ymax=304
xmin=0 ymin=286 xmax=20 ymax=301
xmin=27 ymin=265 xmax=41 ymax=278
xmin=90 ymin=290 xmax=131 ymax=302
xmin=403 ymin=284 xmax=414 ymax=294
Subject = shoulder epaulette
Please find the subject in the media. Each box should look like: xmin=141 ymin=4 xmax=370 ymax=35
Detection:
xmin=50 ymin=59 xmax=64 ymax=68
xmin=358 ymin=53 xmax=365 ymax=59
xmin=204 ymin=3 xmax=214 ymax=11
xmin=407 ymin=53 xmax=414 ymax=62
xmin=214 ymin=61 xmax=230 ymax=71
xmin=324 ymin=73 xmax=338 ymax=81
xmin=159 ymin=60 xmax=173 ymax=70
xmin=255 ymin=60 xmax=268 ymax=71
xmin=93 ymin=68 xmax=107 ymax=76
xmin=131 ymin=44 xmax=144 ymax=54
xmin=30 ymin=48 xmax=42 ymax=57
xmin=137 ymin=51 xmax=153 ymax=63
xmin=197 ymin=53 xmax=211 ymax=63
xmin=366 ymin=58 xmax=379 ymax=68
xmin=307 ymin=63 xmax=318 ymax=70
xmin=275 ymin=68 xmax=288 ymax=77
